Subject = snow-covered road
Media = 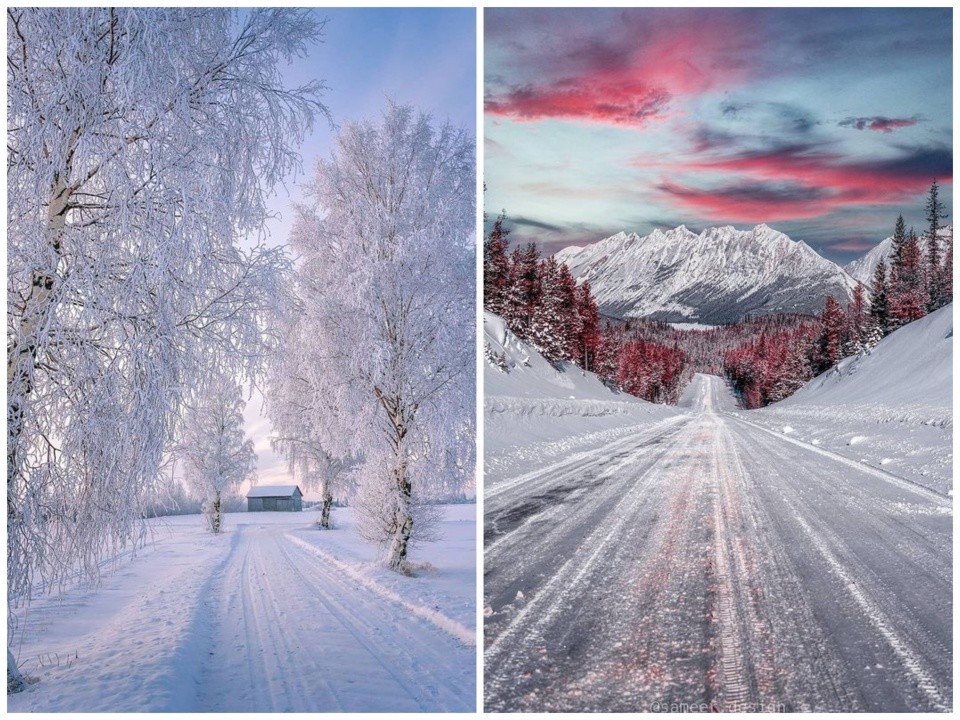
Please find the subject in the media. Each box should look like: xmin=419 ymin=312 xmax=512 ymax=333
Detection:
xmin=484 ymin=374 xmax=952 ymax=712
xmin=9 ymin=507 xmax=475 ymax=713
xmin=196 ymin=522 xmax=473 ymax=712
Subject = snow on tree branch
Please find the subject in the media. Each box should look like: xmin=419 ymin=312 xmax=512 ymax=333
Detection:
xmin=274 ymin=102 xmax=475 ymax=571
xmin=7 ymin=7 xmax=329 ymax=688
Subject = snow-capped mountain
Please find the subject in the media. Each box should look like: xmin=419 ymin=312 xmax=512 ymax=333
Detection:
xmin=557 ymin=224 xmax=857 ymax=324
xmin=552 ymin=245 xmax=584 ymax=266
xmin=844 ymin=226 xmax=952 ymax=285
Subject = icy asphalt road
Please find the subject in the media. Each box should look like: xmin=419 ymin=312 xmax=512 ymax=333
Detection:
xmin=483 ymin=374 xmax=952 ymax=712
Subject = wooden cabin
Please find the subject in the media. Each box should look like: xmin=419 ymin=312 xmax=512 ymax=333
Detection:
xmin=246 ymin=485 xmax=303 ymax=512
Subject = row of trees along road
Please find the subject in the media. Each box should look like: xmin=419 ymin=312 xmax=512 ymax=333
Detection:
xmin=6 ymin=8 xmax=328 ymax=691
xmin=266 ymin=105 xmax=476 ymax=572
xmin=725 ymin=181 xmax=951 ymax=408
xmin=8 ymin=12 xmax=478 ymax=697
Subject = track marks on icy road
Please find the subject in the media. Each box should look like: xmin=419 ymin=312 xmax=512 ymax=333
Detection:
xmin=485 ymin=415 xmax=688 ymax=505
xmin=484 ymin=415 xmax=690 ymax=559
xmin=275 ymin=535 xmax=473 ymax=711
xmin=707 ymin=419 xmax=862 ymax=711
xmin=726 ymin=410 xmax=952 ymax=711
xmin=197 ymin=526 xmax=473 ymax=712
xmin=485 ymin=374 xmax=951 ymax=712
xmin=485 ymin=411 xmax=773 ymax=712
xmin=485 ymin=434 xmax=703 ymax=710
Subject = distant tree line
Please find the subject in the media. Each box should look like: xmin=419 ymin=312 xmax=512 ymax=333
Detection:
xmin=725 ymin=181 xmax=952 ymax=408
xmin=484 ymin=214 xmax=688 ymax=403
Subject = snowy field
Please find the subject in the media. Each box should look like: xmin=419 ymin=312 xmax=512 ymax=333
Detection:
xmin=742 ymin=304 xmax=953 ymax=495
xmin=8 ymin=506 xmax=475 ymax=713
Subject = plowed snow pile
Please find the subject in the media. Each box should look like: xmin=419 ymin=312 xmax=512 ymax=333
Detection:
xmin=742 ymin=304 xmax=952 ymax=494
xmin=484 ymin=311 xmax=678 ymax=479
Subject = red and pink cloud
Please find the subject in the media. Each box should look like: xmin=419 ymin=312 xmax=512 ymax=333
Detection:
xmin=839 ymin=116 xmax=922 ymax=133
xmin=657 ymin=145 xmax=951 ymax=222
xmin=485 ymin=10 xmax=758 ymax=126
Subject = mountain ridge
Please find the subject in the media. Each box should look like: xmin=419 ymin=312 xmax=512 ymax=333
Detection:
xmin=843 ymin=226 xmax=952 ymax=285
xmin=557 ymin=223 xmax=857 ymax=324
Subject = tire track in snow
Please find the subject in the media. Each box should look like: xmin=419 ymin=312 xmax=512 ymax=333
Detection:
xmin=485 ymin=374 xmax=950 ymax=712
xmin=285 ymin=534 xmax=474 ymax=646
xmin=485 ymin=425 xmax=691 ymax=668
xmin=484 ymin=415 xmax=689 ymax=506
xmin=726 ymin=406 xmax=950 ymax=710
xmin=709 ymin=420 xmax=755 ymax=711
xmin=276 ymin=534 xmax=473 ymax=712
xmin=198 ymin=523 xmax=470 ymax=712
xmin=789 ymin=510 xmax=950 ymax=711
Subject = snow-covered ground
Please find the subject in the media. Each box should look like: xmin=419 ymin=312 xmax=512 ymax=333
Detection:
xmin=484 ymin=311 xmax=680 ymax=481
xmin=8 ymin=506 xmax=475 ymax=712
xmin=740 ymin=304 xmax=953 ymax=495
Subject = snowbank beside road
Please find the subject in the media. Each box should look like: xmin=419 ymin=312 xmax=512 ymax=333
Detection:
xmin=743 ymin=305 xmax=952 ymax=494
xmin=287 ymin=504 xmax=476 ymax=645
xmin=484 ymin=311 xmax=679 ymax=479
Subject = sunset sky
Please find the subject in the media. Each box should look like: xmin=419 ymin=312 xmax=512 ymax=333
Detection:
xmin=484 ymin=7 xmax=952 ymax=261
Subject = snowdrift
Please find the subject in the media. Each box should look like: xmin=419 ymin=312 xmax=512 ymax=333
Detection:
xmin=484 ymin=311 xmax=678 ymax=470
xmin=781 ymin=303 xmax=952 ymax=413
xmin=748 ymin=304 xmax=952 ymax=493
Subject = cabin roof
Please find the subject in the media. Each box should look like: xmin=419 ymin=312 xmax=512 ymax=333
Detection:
xmin=246 ymin=484 xmax=302 ymax=499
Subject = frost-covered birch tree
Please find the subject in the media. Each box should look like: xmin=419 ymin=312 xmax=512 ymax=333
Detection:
xmin=267 ymin=357 xmax=356 ymax=529
xmin=179 ymin=377 xmax=257 ymax=534
xmin=285 ymin=103 xmax=475 ymax=572
xmin=7 ymin=8 xmax=328 ymax=690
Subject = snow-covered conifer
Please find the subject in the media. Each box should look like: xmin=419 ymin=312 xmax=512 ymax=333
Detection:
xmin=484 ymin=213 xmax=511 ymax=316
xmin=924 ymin=180 xmax=948 ymax=311
xmin=889 ymin=230 xmax=928 ymax=327
xmin=817 ymin=296 xmax=847 ymax=370
xmin=868 ymin=260 xmax=890 ymax=337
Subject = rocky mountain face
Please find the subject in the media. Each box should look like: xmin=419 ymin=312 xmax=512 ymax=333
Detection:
xmin=557 ymin=224 xmax=858 ymax=324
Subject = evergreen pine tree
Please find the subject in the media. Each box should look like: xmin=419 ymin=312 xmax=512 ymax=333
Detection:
xmin=817 ymin=296 xmax=846 ymax=371
xmin=502 ymin=243 xmax=541 ymax=339
xmin=925 ymin=180 xmax=949 ymax=311
xmin=843 ymin=284 xmax=867 ymax=355
xmin=483 ymin=212 xmax=511 ymax=315
xmin=890 ymin=229 xmax=928 ymax=327
xmin=529 ymin=257 xmax=578 ymax=362
xmin=942 ymin=229 xmax=953 ymax=305
xmin=868 ymin=260 xmax=890 ymax=336
xmin=575 ymin=281 xmax=601 ymax=372
xmin=891 ymin=214 xmax=908 ymax=268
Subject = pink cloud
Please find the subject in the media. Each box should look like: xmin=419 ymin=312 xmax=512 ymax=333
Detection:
xmin=839 ymin=116 xmax=921 ymax=133
xmin=655 ymin=143 xmax=951 ymax=223
xmin=486 ymin=12 xmax=757 ymax=126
